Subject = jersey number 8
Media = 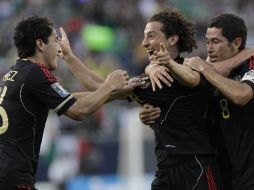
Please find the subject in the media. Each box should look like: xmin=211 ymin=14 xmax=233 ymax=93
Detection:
xmin=0 ymin=86 xmax=9 ymax=134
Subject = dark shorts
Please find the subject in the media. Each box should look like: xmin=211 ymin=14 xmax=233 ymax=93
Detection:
xmin=151 ymin=155 xmax=222 ymax=190
xmin=216 ymin=150 xmax=232 ymax=190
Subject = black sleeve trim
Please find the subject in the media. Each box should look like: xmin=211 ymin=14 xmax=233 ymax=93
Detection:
xmin=241 ymin=80 xmax=254 ymax=91
xmin=57 ymin=96 xmax=77 ymax=116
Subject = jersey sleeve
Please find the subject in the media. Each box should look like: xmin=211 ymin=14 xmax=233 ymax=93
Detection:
xmin=25 ymin=64 xmax=76 ymax=115
xmin=241 ymin=70 xmax=254 ymax=90
xmin=241 ymin=57 xmax=254 ymax=90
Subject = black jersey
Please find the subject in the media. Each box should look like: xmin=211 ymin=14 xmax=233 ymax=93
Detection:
xmin=0 ymin=59 xmax=76 ymax=187
xmin=134 ymin=57 xmax=214 ymax=166
xmin=211 ymin=56 xmax=254 ymax=189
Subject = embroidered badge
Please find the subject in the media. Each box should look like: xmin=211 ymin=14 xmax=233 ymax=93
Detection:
xmin=51 ymin=82 xmax=70 ymax=97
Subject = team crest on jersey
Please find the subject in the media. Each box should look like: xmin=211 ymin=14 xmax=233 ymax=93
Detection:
xmin=51 ymin=82 xmax=70 ymax=97
xmin=241 ymin=70 xmax=254 ymax=84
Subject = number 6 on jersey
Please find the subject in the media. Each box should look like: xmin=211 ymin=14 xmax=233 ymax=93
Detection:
xmin=0 ymin=86 xmax=9 ymax=134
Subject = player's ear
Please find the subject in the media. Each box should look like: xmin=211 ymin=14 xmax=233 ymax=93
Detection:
xmin=167 ymin=34 xmax=179 ymax=46
xmin=232 ymin=37 xmax=242 ymax=52
xmin=36 ymin=39 xmax=45 ymax=51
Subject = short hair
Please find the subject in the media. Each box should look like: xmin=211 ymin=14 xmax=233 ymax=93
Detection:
xmin=13 ymin=16 xmax=54 ymax=58
xmin=149 ymin=7 xmax=197 ymax=53
xmin=208 ymin=13 xmax=247 ymax=50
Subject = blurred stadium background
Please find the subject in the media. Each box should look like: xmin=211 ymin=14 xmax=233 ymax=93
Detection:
xmin=0 ymin=0 xmax=253 ymax=190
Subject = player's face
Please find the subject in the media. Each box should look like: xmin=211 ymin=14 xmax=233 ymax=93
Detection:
xmin=206 ymin=27 xmax=236 ymax=63
xmin=142 ymin=21 xmax=168 ymax=63
xmin=43 ymin=29 xmax=61 ymax=70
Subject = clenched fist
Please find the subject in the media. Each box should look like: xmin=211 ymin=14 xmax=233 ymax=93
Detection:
xmin=105 ymin=70 xmax=129 ymax=90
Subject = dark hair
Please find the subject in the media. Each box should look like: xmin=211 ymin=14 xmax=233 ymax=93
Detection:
xmin=208 ymin=13 xmax=247 ymax=50
xmin=149 ymin=7 xmax=197 ymax=53
xmin=13 ymin=16 xmax=54 ymax=58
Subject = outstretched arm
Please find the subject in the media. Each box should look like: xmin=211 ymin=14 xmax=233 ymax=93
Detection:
xmin=146 ymin=43 xmax=201 ymax=90
xmin=164 ymin=58 xmax=201 ymax=87
xmin=64 ymin=70 xmax=129 ymax=120
xmin=211 ymin=48 xmax=254 ymax=76
xmin=184 ymin=57 xmax=253 ymax=105
xmin=59 ymin=27 xmax=105 ymax=91
xmin=58 ymin=27 xmax=142 ymax=101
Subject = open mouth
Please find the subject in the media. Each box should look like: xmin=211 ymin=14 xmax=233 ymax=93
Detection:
xmin=208 ymin=55 xmax=217 ymax=62
xmin=147 ymin=50 xmax=155 ymax=61
xmin=148 ymin=50 xmax=154 ymax=57
xmin=210 ymin=57 xmax=217 ymax=62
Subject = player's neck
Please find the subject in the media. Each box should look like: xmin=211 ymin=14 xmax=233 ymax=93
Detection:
xmin=168 ymin=47 xmax=180 ymax=60
xmin=23 ymin=54 xmax=44 ymax=65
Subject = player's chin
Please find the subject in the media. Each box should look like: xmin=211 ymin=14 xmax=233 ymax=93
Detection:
xmin=48 ymin=62 xmax=58 ymax=71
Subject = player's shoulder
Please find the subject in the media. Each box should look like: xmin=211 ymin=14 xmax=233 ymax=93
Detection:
xmin=15 ymin=59 xmax=42 ymax=74
xmin=37 ymin=64 xmax=56 ymax=83
xmin=22 ymin=60 xmax=57 ymax=83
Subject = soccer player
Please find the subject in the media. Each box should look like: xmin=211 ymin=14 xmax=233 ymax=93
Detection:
xmin=132 ymin=8 xmax=222 ymax=190
xmin=0 ymin=16 xmax=129 ymax=190
xmin=184 ymin=13 xmax=254 ymax=190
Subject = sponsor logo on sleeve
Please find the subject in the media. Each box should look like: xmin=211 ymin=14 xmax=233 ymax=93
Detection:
xmin=51 ymin=82 xmax=70 ymax=97
xmin=241 ymin=70 xmax=254 ymax=84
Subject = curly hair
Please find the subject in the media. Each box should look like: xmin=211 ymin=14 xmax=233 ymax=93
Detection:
xmin=13 ymin=16 xmax=53 ymax=58
xmin=149 ymin=7 xmax=197 ymax=53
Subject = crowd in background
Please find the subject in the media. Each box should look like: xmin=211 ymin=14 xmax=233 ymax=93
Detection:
xmin=0 ymin=0 xmax=254 ymax=189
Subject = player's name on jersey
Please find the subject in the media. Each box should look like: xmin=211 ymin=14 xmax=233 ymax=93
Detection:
xmin=2 ymin=70 xmax=18 ymax=82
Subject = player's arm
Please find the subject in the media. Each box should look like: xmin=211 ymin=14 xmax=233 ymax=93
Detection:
xmin=106 ymin=77 xmax=143 ymax=102
xmin=153 ymin=43 xmax=201 ymax=88
xmin=185 ymin=57 xmax=253 ymax=106
xmin=59 ymin=27 xmax=105 ymax=91
xmin=64 ymin=70 xmax=129 ymax=120
xmin=63 ymin=53 xmax=105 ymax=91
xmin=211 ymin=48 xmax=254 ymax=76
xmin=165 ymin=58 xmax=201 ymax=87
xmin=58 ymin=27 xmax=142 ymax=100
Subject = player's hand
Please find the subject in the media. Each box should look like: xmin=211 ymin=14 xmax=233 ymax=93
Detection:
xmin=58 ymin=27 xmax=74 ymax=59
xmin=183 ymin=56 xmax=207 ymax=73
xmin=155 ymin=43 xmax=173 ymax=67
xmin=109 ymin=77 xmax=145 ymax=100
xmin=120 ymin=77 xmax=145 ymax=94
xmin=105 ymin=70 xmax=129 ymax=90
xmin=146 ymin=43 xmax=174 ymax=91
xmin=146 ymin=64 xmax=173 ymax=91
xmin=139 ymin=104 xmax=161 ymax=125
